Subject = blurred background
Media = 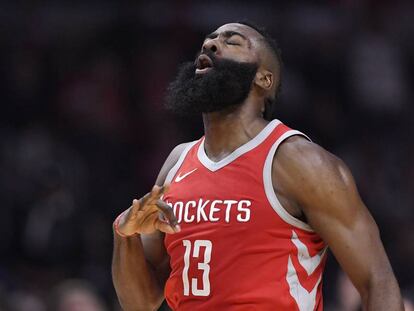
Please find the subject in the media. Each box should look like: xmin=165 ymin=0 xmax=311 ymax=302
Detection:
xmin=1 ymin=0 xmax=413 ymax=310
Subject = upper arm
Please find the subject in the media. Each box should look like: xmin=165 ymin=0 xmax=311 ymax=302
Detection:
xmin=274 ymin=137 xmax=395 ymax=295
xmin=142 ymin=142 xmax=192 ymax=284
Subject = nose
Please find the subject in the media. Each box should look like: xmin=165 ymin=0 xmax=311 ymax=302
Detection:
xmin=202 ymin=38 xmax=218 ymax=54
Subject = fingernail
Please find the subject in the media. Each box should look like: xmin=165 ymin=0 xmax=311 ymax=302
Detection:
xmin=175 ymin=225 xmax=181 ymax=232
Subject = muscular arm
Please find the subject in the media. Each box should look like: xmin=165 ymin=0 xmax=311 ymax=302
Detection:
xmin=112 ymin=143 xmax=189 ymax=311
xmin=274 ymin=136 xmax=403 ymax=311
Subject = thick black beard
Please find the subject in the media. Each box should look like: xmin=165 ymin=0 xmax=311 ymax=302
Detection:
xmin=165 ymin=55 xmax=258 ymax=116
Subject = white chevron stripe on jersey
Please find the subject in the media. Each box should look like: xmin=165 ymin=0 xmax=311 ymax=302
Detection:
xmin=286 ymin=255 xmax=322 ymax=311
xmin=291 ymin=230 xmax=327 ymax=275
xmin=286 ymin=230 xmax=326 ymax=311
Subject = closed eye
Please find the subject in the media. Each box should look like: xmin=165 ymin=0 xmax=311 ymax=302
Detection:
xmin=226 ymin=41 xmax=240 ymax=46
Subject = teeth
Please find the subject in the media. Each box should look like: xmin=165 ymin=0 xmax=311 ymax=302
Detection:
xmin=195 ymin=67 xmax=211 ymax=74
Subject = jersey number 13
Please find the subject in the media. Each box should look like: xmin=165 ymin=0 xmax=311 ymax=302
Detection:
xmin=182 ymin=239 xmax=212 ymax=296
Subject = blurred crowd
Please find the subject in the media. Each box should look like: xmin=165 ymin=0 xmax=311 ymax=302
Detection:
xmin=0 ymin=1 xmax=413 ymax=310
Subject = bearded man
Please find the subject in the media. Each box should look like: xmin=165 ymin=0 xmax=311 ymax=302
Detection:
xmin=111 ymin=22 xmax=403 ymax=311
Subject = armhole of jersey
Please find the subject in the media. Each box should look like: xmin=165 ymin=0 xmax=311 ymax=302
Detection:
xmin=164 ymin=140 xmax=199 ymax=185
xmin=263 ymin=130 xmax=314 ymax=232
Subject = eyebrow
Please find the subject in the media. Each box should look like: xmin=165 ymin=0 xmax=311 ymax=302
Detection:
xmin=205 ymin=30 xmax=248 ymax=41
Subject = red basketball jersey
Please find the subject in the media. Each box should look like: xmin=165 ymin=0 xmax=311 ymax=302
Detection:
xmin=163 ymin=120 xmax=327 ymax=311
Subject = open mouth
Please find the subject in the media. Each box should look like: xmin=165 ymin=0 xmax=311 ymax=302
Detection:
xmin=195 ymin=54 xmax=213 ymax=75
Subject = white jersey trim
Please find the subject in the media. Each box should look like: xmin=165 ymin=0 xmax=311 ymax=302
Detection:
xmin=263 ymin=129 xmax=314 ymax=232
xmin=197 ymin=119 xmax=282 ymax=172
xmin=164 ymin=140 xmax=199 ymax=185
xmin=286 ymin=230 xmax=326 ymax=311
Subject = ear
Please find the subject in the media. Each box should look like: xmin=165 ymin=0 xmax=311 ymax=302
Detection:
xmin=254 ymin=70 xmax=273 ymax=91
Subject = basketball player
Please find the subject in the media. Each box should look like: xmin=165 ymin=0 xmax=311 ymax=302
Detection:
xmin=112 ymin=22 xmax=403 ymax=310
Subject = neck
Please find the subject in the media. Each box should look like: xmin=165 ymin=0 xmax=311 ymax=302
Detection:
xmin=202 ymin=97 xmax=267 ymax=162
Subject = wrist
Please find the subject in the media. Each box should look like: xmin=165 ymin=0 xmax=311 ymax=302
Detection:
xmin=113 ymin=210 xmax=137 ymax=238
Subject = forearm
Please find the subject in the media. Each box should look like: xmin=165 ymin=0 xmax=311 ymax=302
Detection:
xmin=112 ymin=233 xmax=164 ymax=311
xmin=361 ymin=274 xmax=404 ymax=311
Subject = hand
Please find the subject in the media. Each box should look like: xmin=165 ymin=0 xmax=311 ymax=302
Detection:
xmin=116 ymin=185 xmax=180 ymax=236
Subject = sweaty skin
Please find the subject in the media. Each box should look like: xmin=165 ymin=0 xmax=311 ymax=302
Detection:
xmin=112 ymin=23 xmax=403 ymax=311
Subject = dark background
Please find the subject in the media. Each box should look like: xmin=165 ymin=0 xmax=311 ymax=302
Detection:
xmin=0 ymin=1 xmax=413 ymax=310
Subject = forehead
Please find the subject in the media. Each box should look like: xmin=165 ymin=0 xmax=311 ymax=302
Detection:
xmin=212 ymin=23 xmax=263 ymax=42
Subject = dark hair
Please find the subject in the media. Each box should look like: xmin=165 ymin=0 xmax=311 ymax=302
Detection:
xmin=237 ymin=20 xmax=283 ymax=120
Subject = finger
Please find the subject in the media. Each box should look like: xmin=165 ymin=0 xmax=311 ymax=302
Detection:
xmin=146 ymin=185 xmax=165 ymax=205
xmin=134 ymin=192 xmax=152 ymax=211
xmin=155 ymin=219 xmax=177 ymax=234
xmin=153 ymin=184 xmax=170 ymax=199
xmin=159 ymin=184 xmax=170 ymax=200
xmin=155 ymin=199 xmax=180 ymax=230
xmin=131 ymin=199 xmax=140 ymax=211
xmin=127 ymin=199 xmax=141 ymax=219
xmin=134 ymin=185 xmax=170 ymax=212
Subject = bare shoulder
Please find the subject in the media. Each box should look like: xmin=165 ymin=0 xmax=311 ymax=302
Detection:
xmin=273 ymin=135 xmax=358 ymax=212
xmin=155 ymin=142 xmax=194 ymax=186
xmin=275 ymin=135 xmax=350 ymax=182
